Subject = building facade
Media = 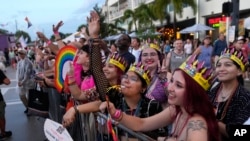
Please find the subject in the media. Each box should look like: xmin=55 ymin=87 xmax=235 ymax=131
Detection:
xmin=102 ymin=0 xmax=250 ymax=40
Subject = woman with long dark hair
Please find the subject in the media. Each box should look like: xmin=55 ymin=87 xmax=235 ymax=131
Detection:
xmin=208 ymin=47 xmax=250 ymax=140
xmin=139 ymin=43 xmax=168 ymax=105
xmin=100 ymin=55 xmax=220 ymax=141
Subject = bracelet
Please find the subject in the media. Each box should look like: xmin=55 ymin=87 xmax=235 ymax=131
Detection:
xmin=46 ymin=40 xmax=52 ymax=45
xmin=55 ymin=38 xmax=61 ymax=41
xmin=68 ymin=75 xmax=74 ymax=79
xmin=89 ymin=38 xmax=100 ymax=44
xmin=54 ymin=31 xmax=59 ymax=35
xmin=116 ymin=112 xmax=123 ymax=121
xmin=74 ymin=105 xmax=79 ymax=114
xmin=111 ymin=109 xmax=123 ymax=121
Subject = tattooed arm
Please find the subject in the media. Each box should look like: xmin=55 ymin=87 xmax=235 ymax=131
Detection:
xmin=186 ymin=116 xmax=208 ymax=141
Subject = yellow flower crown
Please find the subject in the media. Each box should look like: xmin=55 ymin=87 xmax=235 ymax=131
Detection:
xmin=149 ymin=43 xmax=161 ymax=52
xmin=128 ymin=62 xmax=151 ymax=85
xmin=218 ymin=48 xmax=248 ymax=71
xmin=107 ymin=54 xmax=127 ymax=72
xmin=179 ymin=55 xmax=214 ymax=91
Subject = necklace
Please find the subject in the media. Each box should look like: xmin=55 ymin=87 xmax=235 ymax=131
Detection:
xmin=171 ymin=113 xmax=190 ymax=139
xmin=220 ymin=91 xmax=230 ymax=101
xmin=218 ymin=86 xmax=235 ymax=102
xmin=215 ymin=84 xmax=238 ymax=120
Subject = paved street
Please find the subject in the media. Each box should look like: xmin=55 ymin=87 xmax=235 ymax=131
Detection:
xmin=0 ymin=67 xmax=46 ymax=141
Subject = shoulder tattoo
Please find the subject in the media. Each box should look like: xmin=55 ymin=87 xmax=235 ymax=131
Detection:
xmin=187 ymin=120 xmax=207 ymax=131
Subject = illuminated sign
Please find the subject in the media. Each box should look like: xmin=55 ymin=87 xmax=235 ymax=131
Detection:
xmin=208 ymin=17 xmax=226 ymax=24
xmin=212 ymin=23 xmax=220 ymax=28
xmin=208 ymin=17 xmax=227 ymax=28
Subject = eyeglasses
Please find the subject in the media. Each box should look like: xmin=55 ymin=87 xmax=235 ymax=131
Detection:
xmin=141 ymin=52 xmax=157 ymax=57
xmin=121 ymin=74 xmax=139 ymax=82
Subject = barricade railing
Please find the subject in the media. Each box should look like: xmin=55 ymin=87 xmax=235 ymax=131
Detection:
xmin=95 ymin=112 xmax=156 ymax=141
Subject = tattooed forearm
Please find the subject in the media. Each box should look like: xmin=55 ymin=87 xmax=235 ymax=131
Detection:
xmin=187 ymin=120 xmax=207 ymax=131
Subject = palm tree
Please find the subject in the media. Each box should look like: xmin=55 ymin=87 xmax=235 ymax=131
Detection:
xmin=15 ymin=30 xmax=31 ymax=43
xmin=153 ymin=0 xmax=197 ymax=37
xmin=0 ymin=28 xmax=8 ymax=34
xmin=107 ymin=18 xmax=125 ymax=35
xmin=123 ymin=3 xmax=157 ymax=33
xmin=77 ymin=24 xmax=87 ymax=32
xmin=122 ymin=9 xmax=138 ymax=32
xmin=136 ymin=3 xmax=157 ymax=33
xmin=50 ymin=32 xmax=66 ymax=41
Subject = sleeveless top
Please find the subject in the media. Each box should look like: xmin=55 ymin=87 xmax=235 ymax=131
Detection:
xmin=197 ymin=45 xmax=213 ymax=68
xmin=170 ymin=51 xmax=188 ymax=73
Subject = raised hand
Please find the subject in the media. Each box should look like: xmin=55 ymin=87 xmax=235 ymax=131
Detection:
xmin=36 ymin=32 xmax=49 ymax=42
xmin=36 ymin=32 xmax=45 ymax=39
xmin=53 ymin=21 xmax=64 ymax=34
xmin=67 ymin=61 xmax=75 ymax=76
xmin=87 ymin=11 xmax=100 ymax=38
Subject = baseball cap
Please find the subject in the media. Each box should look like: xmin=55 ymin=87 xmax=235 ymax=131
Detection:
xmin=237 ymin=36 xmax=246 ymax=42
xmin=18 ymin=48 xmax=27 ymax=54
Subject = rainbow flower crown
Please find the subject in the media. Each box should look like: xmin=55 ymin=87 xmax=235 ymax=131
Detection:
xmin=149 ymin=43 xmax=161 ymax=52
xmin=218 ymin=48 xmax=248 ymax=71
xmin=128 ymin=62 xmax=151 ymax=85
xmin=107 ymin=54 xmax=127 ymax=72
xmin=179 ymin=55 xmax=214 ymax=91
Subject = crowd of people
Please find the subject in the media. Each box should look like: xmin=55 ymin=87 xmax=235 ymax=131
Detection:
xmin=1 ymin=11 xmax=250 ymax=141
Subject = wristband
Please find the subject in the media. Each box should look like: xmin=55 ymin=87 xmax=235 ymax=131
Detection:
xmin=54 ymin=31 xmax=59 ymax=35
xmin=89 ymin=38 xmax=100 ymax=44
xmin=111 ymin=109 xmax=123 ymax=121
xmin=74 ymin=105 xmax=79 ymax=114
xmin=112 ymin=110 xmax=121 ymax=119
xmin=46 ymin=40 xmax=52 ymax=45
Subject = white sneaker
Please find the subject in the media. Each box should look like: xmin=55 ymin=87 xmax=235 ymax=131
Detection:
xmin=245 ymin=78 xmax=250 ymax=81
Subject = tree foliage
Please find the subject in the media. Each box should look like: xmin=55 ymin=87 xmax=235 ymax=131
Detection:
xmin=50 ymin=32 xmax=67 ymax=41
xmin=123 ymin=9 xmax=138 ymax=32
xmin=77 ymin=24 xmax=87 ymax=32
xmin=106 ymin=18 xmax=125 ymax=35
xmin=123 ymin=3 xmax=157 ymax=33
xmin=153 ymin=0 xmax=197 ymax=22
xmin=15 ymin=30 xmax=31 ymax=43
xmin=0 ymin=28 xmax=8 ymax=34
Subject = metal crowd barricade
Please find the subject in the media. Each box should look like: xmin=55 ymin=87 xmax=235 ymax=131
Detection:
xmin=96 ymin=112 xmax=156 ymax=141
